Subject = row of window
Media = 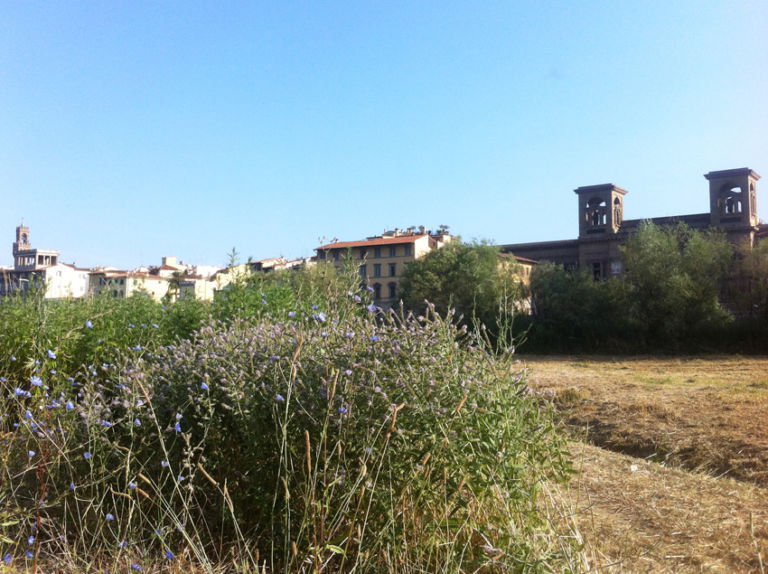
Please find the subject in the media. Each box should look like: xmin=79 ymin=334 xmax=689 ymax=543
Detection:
xmin=320 ymin=244 xmax=413 ymax=261
xmin=358 ymin=262 xmax=398 ymax=278
xmin=360 ymin=245 xmax=412 ymax=259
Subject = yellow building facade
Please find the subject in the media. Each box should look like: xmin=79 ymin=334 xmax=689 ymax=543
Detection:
xmin=316 ymin=228 xmax=452 ymax=307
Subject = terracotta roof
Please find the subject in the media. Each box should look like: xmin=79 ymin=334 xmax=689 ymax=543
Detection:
xmin=316 ymin=234 xmax=428 ymax=251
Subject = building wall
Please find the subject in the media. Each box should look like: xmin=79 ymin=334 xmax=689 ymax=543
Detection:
xmin=44 ymin=264 xmax=90 ymax=298
xmin=316 ymin=232 xmax=451 ymax=307
xmin=501 ymin=167 xmax=764 ymax=277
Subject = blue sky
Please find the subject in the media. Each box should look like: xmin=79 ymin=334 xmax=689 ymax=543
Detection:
xmin=2 ymin=1 xmax=766 ymax=269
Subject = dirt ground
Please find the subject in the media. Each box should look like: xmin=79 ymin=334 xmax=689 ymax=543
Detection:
xmin=525 ymin=356 xmax=768 ymax=573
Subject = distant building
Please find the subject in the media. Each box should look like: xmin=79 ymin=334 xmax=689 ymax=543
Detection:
xmin=89 ymin=269 xmax=170 ymax=301
xmin=500 ymin=167 xmax=764 ymax=279
xmin=315 ymin=226 xmax=453 ymax=307
xmin=0 ymin=223 xmax=90 ymax=298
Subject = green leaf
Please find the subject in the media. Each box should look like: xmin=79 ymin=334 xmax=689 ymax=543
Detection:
xmin=324 ymin=544 xmax=346 ymax=555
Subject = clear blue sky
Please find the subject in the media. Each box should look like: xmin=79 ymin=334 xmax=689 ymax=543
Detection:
xmin=2 ymin=2 xmax=766 ymax=269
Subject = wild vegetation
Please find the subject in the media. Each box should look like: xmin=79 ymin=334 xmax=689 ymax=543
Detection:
xmin=524 ymin=222 xmax=768 ymax=353
xmin=0 ymin=267 xmax=577 ymax=572
xmin=398 ymin=240 xmax=527 ymax=339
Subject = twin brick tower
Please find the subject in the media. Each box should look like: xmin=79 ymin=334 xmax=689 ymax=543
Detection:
xmin=501 ymin=167 xmax=764 ymax=278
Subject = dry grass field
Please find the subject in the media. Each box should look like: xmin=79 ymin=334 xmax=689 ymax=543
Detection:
xmin=527 ymin=356 xmax=768 ymax=573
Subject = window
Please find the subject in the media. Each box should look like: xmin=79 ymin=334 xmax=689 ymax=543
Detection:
xmin=373 ymin=263 xmax=381 ymax=277
xmin=403 ymin=244 xmax=412 ymax=257
xmin=359 ymin=248 xmax=367 ymax=260
xmin=388 ymin=282 xmax=397 ymax=299
xmin=333 ymin=250 xmax=340 ymax=261
xmin=389 ymin=246 xmax=397 ymax=257
xmin=610 ymin=261 xmax=622 ymax=275
xmin=373 ymin=247 xmax=381 ymax=258
xmin=373 ymin=283 xmax=381 ymax=299
xmin=389 ymin=263 xmax=396 ymax=277
xmin=358 ymin=265 xmax=367 ymax=278
xmin=592 ymin=262 xmax=602 ymax=281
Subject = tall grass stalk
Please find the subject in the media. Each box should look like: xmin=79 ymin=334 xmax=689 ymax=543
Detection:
xmin=0 ymin=268 xmax=579 ymax=572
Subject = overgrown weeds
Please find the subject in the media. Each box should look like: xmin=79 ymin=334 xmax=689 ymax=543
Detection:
xmin=0 ymin=272 xmax=579 ymax=572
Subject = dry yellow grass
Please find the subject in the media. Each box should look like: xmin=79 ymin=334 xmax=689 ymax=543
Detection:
xmin=529 ymin=356 xmax=768 ymax=573
xmin=525 ymin=356 xmax=768 ymax=484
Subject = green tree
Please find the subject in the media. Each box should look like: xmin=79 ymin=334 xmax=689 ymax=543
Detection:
xmin=528 ymin=262 xmax=632 ymax=351
xmin=620 ymin=222 xmax=733 ymax=347
xmin=731 ymin=238 xmax=768 ymax=322
xmin=399 ymin=241 xmax=526 ymax=336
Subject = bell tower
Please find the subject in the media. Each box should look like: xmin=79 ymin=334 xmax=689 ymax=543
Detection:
xmin=13 ymin=222 xmax=31 ymax=257
xmin=574 ymin=184 xmax=628 ymax=238
xmin=705 ymin=168 xmax=760 ymax=232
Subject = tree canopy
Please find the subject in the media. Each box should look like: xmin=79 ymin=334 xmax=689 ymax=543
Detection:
xmin=398 ymin=240 xmax=527 ymax=335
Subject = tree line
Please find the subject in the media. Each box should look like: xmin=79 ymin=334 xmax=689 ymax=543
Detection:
xmin=397 ymin=222 xmax=768 ymax=353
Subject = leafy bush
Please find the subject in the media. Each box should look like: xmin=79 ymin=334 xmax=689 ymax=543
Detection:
xmin=0 ymin=288 xmax=576 ymax=571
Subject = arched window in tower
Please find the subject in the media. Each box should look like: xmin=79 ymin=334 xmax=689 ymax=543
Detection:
xmin=586 ymin=198 xmax=607 ymax=228
xmin=613 ymin=197 xmax=622 ymax=226
xmin=721 ymin=186 xmax=743 ymax=215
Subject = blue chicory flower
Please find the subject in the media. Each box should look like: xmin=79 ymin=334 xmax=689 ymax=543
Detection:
xmin=106 ymin=513 xmax=114 ymax=521
xmin=47 ymin=350 xmax=56 ymax=360
xmin=30 ymin=376 xmax=42 ymax=387
xmin=85 ymin=319 xmax=93 ymax=329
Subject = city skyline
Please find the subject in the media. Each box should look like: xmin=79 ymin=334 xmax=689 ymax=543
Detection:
xmin=2 ymin=2 xmax=766 ymax=269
